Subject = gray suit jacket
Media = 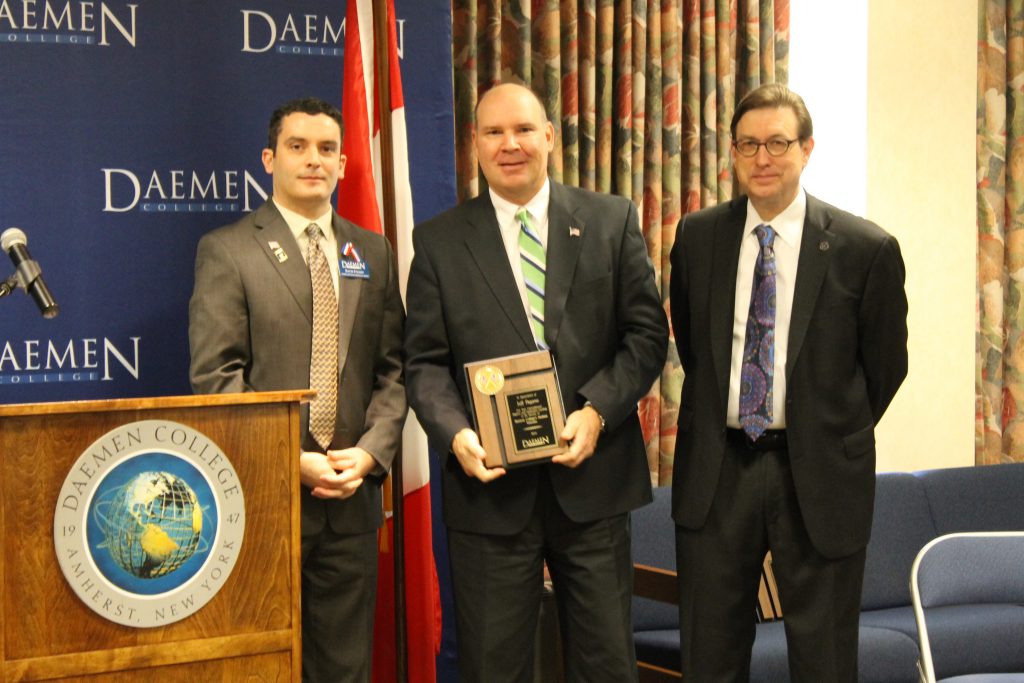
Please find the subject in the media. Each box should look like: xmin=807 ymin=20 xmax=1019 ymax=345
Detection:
xmin=404 ymin=181 xmax=668 ymax=535
xmin=189 ymin=200 xmax=406 ymax=535
xmin=670 ymin=193 xmax=908 ymax=558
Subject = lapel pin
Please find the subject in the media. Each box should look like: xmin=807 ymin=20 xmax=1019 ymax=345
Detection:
xmin=268 ymin=241 xmax=288 ymax=263
xmin=819 ymin=241 xmax=830 ymax=252
xmin=569 ymin=226 xmax=581 ymax=238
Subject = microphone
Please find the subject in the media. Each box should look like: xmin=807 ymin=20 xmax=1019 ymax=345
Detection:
xmin=1 ymin=228 xmax=59 ymax=319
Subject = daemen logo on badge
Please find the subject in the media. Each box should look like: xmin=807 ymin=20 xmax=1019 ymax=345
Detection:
xmin=0 ymin=336 xmax=140 ymax=385
xmin=101 ymin=167 xmax=269 ymax=213
xmin=239 ymin=8 xmax=405 ymax=59
xmin=339 ymin=241 xmax=369 ymax=279
xmin=0 ymin=1 xmax=138 ymax=47
xmin=54 ymin=420 xmax=245 ymax=628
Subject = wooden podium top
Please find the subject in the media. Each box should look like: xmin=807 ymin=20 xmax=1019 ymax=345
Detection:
xmin=0 ymin=387 xmax=308 ymax=679
xmin=0 ymin=389 xmax=314 ymax=418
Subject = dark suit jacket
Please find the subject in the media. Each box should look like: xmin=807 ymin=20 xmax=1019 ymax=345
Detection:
xmin=670 ymin=193 xmax=908 ymax=559
xmin=188 ymin=200 xmax=406 ymax=536
xmin=404 ymin=181 xmax=668 ymax=535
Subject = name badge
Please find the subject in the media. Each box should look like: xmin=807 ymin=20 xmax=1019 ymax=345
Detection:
xmin=339 ymin=241 xmax=370 ymax=279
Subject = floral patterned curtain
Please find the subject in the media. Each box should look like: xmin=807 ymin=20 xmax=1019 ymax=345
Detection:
xmin=451 ymin=0 xmax=789 ymax=483
xmin=978 ymin=0 xmax=1024 ymax=465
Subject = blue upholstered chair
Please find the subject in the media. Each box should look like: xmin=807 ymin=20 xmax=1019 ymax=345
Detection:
xmin=631 ymin=486 xmax=782 ymax=682
xmin=631 ymin=486 xmax=682 ymax=681
xmin=632 ymin=466 xmax=1024 ymax=682
xmin=910 ymin=532 xmax=1024 ymax=683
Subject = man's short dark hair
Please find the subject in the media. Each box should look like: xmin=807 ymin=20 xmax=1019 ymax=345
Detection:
xmin=267 ymin=97 xmax=344 ymax=151
xmin=730 ymin=83 xmax=813 ymax=141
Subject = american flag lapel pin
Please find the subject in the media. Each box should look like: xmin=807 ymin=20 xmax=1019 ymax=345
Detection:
xmin=569 ymin=226 xmax=581 ymax=238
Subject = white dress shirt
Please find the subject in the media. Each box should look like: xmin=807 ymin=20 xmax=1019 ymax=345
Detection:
xmin=489 ymin=180 xmax=551 ymax=326
xmin=273 ymin=199 xmax=339 ymax=296
xmin=726 ymin=189 xmax=806 ymax=429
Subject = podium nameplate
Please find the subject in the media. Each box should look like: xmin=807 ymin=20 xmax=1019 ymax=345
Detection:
xmin=465 ymin=350 xmax=568 ymax=468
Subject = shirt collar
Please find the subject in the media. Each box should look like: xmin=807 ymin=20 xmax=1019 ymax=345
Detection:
xmin=744 ymin=187 xmax=806 ymax=247
xmin=272 ymin=198 xmax=334 ymax=243
xmin=489 ymin=179 xmax=551 ymax=227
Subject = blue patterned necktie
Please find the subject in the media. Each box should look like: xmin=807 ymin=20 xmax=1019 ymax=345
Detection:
xmin=516 ymin=208 xmax=548 ymax=350
xmin=739 ymin=224 xmax=777 ymax=440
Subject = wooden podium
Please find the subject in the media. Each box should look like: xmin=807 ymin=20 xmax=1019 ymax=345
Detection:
xmin=0 ymin=391 xmax=309 ymax=682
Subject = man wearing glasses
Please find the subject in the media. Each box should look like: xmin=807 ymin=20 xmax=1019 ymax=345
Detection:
xmin=669 ymin=83 xmax=908 ymax=681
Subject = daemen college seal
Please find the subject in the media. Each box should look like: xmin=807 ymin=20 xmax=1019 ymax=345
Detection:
xmin=53 ymin=420 xmax=245 ymax=628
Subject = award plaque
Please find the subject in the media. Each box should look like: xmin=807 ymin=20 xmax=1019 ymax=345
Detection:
xmin=464 ymin=350 xmax=568 ymax=468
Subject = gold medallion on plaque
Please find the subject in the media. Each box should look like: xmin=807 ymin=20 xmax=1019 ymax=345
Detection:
xmin=474 ymin=365 xmax=505 ymax=395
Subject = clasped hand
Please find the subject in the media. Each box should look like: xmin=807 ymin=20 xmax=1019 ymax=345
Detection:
xmin=300 ymin=447 xmax=375 ymax=499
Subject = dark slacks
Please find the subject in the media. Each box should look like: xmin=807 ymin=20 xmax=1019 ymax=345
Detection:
xmin=301 ymin=525 xmax=378 ymax=683
xmin=448 ymin=471 xmax=638 ymax=683
xmin=676 ymin=440 xmax=866 ymax=683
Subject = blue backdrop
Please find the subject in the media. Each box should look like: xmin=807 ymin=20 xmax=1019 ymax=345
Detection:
xmin=0 ymin=0 xmax=455 ymax=401
xmin=0 ymin=1 xmax=459 ymax=678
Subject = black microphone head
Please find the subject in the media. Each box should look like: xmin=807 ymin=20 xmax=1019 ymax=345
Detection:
xmin=1 ymin=227 xmax=27 ymax=251
xmin=1 ymin=227 xmax=58 ymax=318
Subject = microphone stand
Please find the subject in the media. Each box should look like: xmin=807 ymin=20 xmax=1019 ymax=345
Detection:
xmin=0 ymin=273 xmax=18 ymax=299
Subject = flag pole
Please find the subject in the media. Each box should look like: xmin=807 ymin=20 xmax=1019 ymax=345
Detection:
xmin=370 ymin=0 xmax=408 ymax=681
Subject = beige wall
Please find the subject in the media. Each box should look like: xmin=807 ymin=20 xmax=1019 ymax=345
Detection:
xmin=866 ymin=0 xmax=977 ymax=471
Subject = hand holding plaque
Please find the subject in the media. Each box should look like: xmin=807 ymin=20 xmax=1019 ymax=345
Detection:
xmin=464 ymin=350 xmax=568 ymax=468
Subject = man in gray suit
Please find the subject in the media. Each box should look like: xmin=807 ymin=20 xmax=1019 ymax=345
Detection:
xmin=189 ymin=97 xmax=406 ymax=683
xmin=405 ymin=83 xmax=668 ymax=682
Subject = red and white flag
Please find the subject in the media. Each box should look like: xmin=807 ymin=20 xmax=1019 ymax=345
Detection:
xmin=337 ymin=0 xmax=440 ymax=680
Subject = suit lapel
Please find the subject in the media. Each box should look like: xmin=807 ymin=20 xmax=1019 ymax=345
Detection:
xmin=333 ymin=215 xmax=364 ymax=376
xmin=252 ymin=202 xmax=313 ymax=325
xmin=786 ymin=194 xmax=833 ymax=380
xmin=544 ymin=183 xmax=582 ymax=350
xmin=463 ymin=195 xmax=537 ymax=349
xmin=710 ymin=199 xmax=746 ymax=413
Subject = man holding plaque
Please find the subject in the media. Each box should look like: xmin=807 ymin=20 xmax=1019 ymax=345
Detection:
xmin=405 ymin=83 xmax=668 ymax=682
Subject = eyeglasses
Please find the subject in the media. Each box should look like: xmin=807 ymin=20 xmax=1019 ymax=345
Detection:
xmin=732 ymin=138 xmax=801 ymax=158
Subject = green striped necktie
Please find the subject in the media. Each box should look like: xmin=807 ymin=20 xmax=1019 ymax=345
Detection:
xmin=516 ymin=208 xmax=547 ymax=350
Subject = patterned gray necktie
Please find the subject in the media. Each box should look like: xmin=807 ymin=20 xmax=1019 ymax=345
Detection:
xmin=307 ymin=223 xmax=338 ymax=450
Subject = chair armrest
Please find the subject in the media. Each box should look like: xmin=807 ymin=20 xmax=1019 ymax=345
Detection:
xmin=634 ymin=563 xmax=680 ymax=604
xmin=638 ymin=661 xmax=683 ymax=682
xmin=757 ymin=553 xmax=783 ymax=621
xmin=633 ymin=555 xmax=782 ymax=621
